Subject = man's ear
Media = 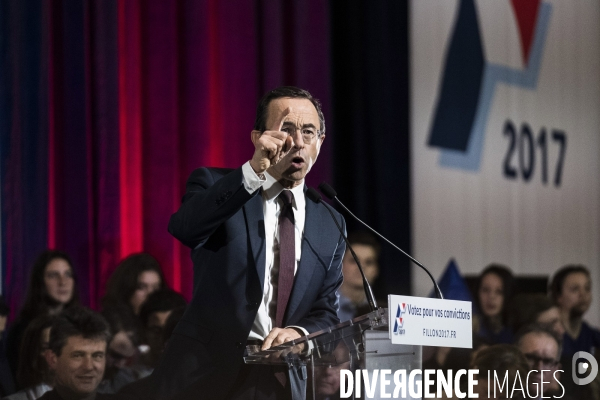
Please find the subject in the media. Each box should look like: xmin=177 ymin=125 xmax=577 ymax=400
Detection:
xmin=251 ymin=130 xmax=261 ymax=145
xmin=45 ymin=350 xmax=58 ymax=370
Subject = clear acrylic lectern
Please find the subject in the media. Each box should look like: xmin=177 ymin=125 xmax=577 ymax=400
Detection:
xmin=244 ymin=308 xmax=422 ymax=400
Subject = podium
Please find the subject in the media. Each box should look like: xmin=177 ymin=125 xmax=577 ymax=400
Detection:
xmin=244 ymin=308 xmax=422 ymax=400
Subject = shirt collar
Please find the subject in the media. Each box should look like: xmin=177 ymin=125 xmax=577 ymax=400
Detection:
xmin=262 ymin=172 xmax=305 ymax=211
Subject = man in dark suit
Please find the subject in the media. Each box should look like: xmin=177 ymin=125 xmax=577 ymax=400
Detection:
xmin=145 ymin=87 xmax=345 ymax=399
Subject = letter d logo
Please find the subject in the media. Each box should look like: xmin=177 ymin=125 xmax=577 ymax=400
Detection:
xmin=572 ymin=351 xmax=599 ymax=385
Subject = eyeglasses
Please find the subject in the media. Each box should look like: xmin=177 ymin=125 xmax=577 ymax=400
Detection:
xmin=524 ymin=353 xmax=559 ymax=368
xmin=280 ymin=126 xmax=322 ymax=144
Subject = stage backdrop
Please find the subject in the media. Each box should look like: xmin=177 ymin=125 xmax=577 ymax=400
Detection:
xmin=410 ymin=0 xmax=600 ymax=326
xmin=0 ymin=0 xmax=332 ymax=315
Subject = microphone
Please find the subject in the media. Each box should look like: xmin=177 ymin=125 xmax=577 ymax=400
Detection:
xmin=317 ymin=183 xmax=444 ymax=299
xmin=306 ymin=188 xmax=378 ymax=313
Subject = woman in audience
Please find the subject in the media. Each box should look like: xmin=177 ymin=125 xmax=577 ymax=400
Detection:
xmin=6 ymin=250 xmax=79 ymax=381
xmin=474 ymin=264 xmax=514 ymax=344
xmin=508 ymin=293 xmax=565 ymax=336
xmin=5 ymin=315 xmax=56 ymax=400
xmin=102 ymin=253 xmax=166 ymax=316
xmin=549 ymin=264 xmax=600 ymax=358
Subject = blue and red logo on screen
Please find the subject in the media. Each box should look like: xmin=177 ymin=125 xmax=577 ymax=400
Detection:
xmin=393 ymin=303 xmax=407 ymax=335
xmin=427 ymin=0 xmax=551 ymax=171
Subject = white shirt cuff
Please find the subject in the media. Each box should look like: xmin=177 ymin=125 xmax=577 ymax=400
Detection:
xmin=287 ymin=325 xmax=314 ymax=352
xmin=287 ymin=325 xmax=309 ymax=337
xmin=242 ymin=161 xmax=266 ymax=194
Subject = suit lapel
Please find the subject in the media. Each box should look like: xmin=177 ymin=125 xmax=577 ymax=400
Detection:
xmin=285 ymin=193 xmax=321 ymax=323
xmin=243 ymin=191 xmax=266 ymax=290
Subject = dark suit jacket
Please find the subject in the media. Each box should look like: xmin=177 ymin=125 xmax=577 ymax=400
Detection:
xmin=37 ymin=389 xmax=116 ymax=400
xmin=146 ymin=167 xmax=345 ymax=399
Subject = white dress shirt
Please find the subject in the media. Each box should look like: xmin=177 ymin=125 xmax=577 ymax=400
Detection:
xmin=241 ymin=161 xmax=308 ymax=340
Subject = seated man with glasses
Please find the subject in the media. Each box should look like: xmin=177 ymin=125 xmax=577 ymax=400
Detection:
xmin=515 ymin=324 xmax=565 ymax=399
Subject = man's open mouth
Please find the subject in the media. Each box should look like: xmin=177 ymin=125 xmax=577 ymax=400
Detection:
xmin=291 ymin=156 xmax=305 ymax=167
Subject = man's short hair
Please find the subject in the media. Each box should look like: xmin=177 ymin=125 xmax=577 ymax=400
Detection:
xmin=515 ymin=323 xmax=563 ymax=359
xmin=139 ymin=289 xmax=187 ymax=327
xmin=347 ymin=230 xmax=381 ymax=257
xmin=253 ymin=86 xmax=326 ymax=135
xmin=549 ymin=264 xmax=590 ymax=302
xmin=49 ymin=306 xmax=111 ymax=357
xmin=471 ymin=344 xmax=530 ymax=391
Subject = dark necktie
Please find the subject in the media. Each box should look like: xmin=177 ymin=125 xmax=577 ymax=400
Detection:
xmin=276 ymin=190 xmax=295 ymax=328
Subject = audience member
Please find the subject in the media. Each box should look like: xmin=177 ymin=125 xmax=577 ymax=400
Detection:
xmin=469 ymin=344 xmax=529 ymax=399
xmin=0 ymin=296 xmax=15 ymax=397
xmin=508 ymin=293 xmax=565 ymax=337
xmin=515 ymin=324 xmax=565 ymax=399
xmin=550 ymin=264 xmax=600 ymax=358
xmin=474 ymin=264 xmax=514 ymax=344
xmin=308 ymin=342 xmax=351 ymax=400
xmin=116 ymin=307 xmax=185 ymax=398
xmin=39 ymin=307 xmax=111 ymax=400
xmin=101 ymin=253 xmax=165 ymax=316
xmin=337 ymin=231 xmax=381 ymax=322
xmin=138 ymin=290 xmax=186 ymax=368
xmin=8 ymin=251 xmax=80 ymax=381
xmin=4 ymin=316 xmax=56 ymax=400
xmin=9 ymin=249 xmax=600 ymax=399
xmin=96 ymin=307 xmax=149 ymax=394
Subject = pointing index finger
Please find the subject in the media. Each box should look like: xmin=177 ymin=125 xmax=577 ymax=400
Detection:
xmin=276 ymin=107 xmax=292 ymax=132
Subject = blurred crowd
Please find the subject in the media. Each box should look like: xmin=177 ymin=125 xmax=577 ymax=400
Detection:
xmin=0 ymin=251 xmax=186 ymax=400
xmin=0 ymin=237 xmax=598 ymax=400
xmin=313 ymin=231 xmax=600 ymax=400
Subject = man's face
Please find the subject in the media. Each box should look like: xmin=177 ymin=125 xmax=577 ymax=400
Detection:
xmin=47 ymin=335 xmax=106 ymax=397
xmin=264 ymin=97 xmax=324 ymax=186
xmin=518 ymin=332 xmax=560 ymax=392
xmin=341 ymin=244 xmax=379 ymax=289
xmin=313 ymin=344 xmax=350 ymax=396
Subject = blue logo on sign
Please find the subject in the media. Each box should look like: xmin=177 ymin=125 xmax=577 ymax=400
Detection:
xmin=393 ymin=303 xmax=406 ymax=335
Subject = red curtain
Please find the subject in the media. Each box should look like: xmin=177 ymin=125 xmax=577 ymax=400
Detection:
xmin=1 ymin=0 xmax=332 ymax=314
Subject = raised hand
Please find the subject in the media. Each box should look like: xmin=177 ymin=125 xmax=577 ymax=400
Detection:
xmin=250 ymin=108 xmax=294 ymax=174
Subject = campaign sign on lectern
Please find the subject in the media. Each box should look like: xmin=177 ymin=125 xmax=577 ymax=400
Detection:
xmin=388 ymin=295 xmax=472 ymax=348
